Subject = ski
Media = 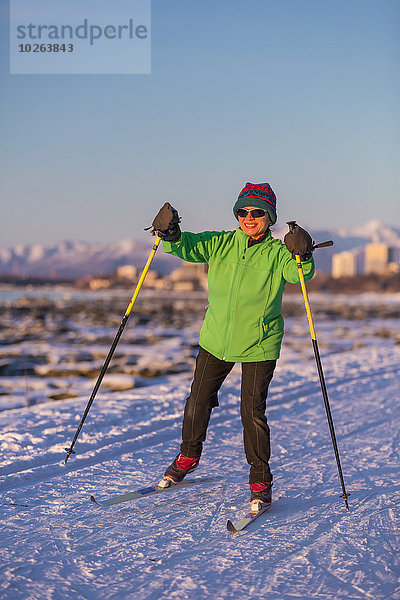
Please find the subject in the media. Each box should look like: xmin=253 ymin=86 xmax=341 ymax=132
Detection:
xmin=227 ymin=501 xmax=272 ymax=533
xmin=90 ymin=476 xmax=219 ymax=507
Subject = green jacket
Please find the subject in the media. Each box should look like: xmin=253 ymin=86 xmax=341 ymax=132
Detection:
xmin=163 ymin=228 xmax=315 ymax=362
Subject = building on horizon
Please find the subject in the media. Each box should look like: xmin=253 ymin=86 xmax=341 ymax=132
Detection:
xmin=169 ymin=262 xmax=208 ymax=291
xmin=364 ymin=243 xmax=399 ymax=274
xmin=331 ymin=251 xmax=358 ymax=278
xmin=115 ymin=265 xmax=137 ymax=281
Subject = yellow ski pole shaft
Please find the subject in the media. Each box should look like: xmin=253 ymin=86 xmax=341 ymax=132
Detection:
xmin=294 ymin=250 xmax=350 ymax=511
xmin=125 ymin=236 xmax=161 ymax=317
xmin=64 ymin=236 xmax=162 ymax=464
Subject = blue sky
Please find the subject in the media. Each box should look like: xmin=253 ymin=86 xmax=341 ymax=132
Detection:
xmin=1 ymin=0 xmax=399 ymax=246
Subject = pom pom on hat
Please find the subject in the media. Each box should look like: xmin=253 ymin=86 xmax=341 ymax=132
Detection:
xmin=233 ymin=182 xmax=277 ymax=224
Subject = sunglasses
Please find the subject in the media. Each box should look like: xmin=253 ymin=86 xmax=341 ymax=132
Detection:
xmin=237 ymin=208 xmax=267 ymax=219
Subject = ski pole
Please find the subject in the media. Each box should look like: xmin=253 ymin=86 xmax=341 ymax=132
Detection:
xmin=287 ymin=221 xmax=350 ymax=511
xmin=64 ymin=235 xmax=162 ymax=464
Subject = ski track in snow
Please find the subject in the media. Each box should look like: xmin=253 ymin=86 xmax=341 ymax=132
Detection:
xmin=1 ymin=326 xmax=400 ymax=598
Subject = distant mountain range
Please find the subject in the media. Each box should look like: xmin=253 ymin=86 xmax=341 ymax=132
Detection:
xmin=0 ymin=239 xmax=181 ymax=280
xmin=1 ymin=220 xmax=399 ymax=279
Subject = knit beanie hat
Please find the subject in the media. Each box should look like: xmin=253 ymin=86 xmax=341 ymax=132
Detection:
xmin=233 ymin=182 xmax=277 ymax=224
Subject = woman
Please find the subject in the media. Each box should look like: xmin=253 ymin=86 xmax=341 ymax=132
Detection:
xmin=151 ymin=182 xmax=314 ymax=511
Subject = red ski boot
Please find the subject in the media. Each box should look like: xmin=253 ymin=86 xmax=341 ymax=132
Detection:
xmin=158 ymin=454 xmax=200 ymax=488
xmin=250 ymin=482 xmax=273 ymax=512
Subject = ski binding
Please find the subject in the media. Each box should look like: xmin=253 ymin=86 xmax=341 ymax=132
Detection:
xmin=227 ymin=500 xmax=272 ymax=533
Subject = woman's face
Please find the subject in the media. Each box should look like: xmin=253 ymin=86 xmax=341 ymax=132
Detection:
xmin=238 ymin=206 xmax=270 ymax=239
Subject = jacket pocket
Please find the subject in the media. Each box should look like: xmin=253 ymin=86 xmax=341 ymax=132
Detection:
xmin=257 ymin=317 xmax=265 ymax=345
xmin=257 ymin=315 xmax=281 ymax=346
xmin=201 ymin=304 xmax=218 ymax=341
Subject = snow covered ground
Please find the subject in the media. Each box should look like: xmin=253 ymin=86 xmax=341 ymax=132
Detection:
xmin=0 ymin=291 xmax=399 ymax=599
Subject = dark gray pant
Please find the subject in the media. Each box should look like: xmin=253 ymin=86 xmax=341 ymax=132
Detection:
xmin=180 ymin=346 xmax=276 ymax=484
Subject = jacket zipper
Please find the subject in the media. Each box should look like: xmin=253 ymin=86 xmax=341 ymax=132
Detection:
xmin=222 ymin=245 xmax=247 ymax=359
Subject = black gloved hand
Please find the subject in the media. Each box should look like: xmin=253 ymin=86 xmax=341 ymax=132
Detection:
xmin=151 ymin=202 xmax=181 ymax=242
xmin=284 ymin=224 xmax=313 ymax=260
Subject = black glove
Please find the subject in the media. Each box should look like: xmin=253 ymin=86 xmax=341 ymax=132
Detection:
xmin=151 ymin=202 xmax=181 ymax=242
xmin=284 ymin=224 xmax=313 ymax=260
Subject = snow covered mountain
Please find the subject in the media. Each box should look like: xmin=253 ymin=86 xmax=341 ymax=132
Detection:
xmin=338 ymin=219 xmax=400 ymax=247
xmin=1 ymin=220 xmax=399 ymax=279
xmin=0 ymin=238 xmax=180 ymax=279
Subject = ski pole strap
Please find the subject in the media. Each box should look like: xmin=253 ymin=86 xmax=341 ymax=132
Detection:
xmin=125 ymin=236 xmax=161 ymax=318
xmin=295 ymin=254 xmax=316 ymax=341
